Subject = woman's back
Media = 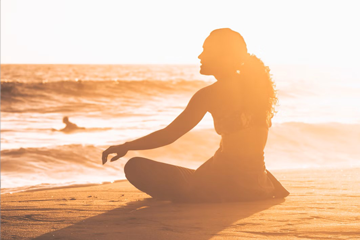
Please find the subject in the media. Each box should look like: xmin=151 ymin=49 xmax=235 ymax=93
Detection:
xmin=205 ymin=82 xmax=269 ymax=158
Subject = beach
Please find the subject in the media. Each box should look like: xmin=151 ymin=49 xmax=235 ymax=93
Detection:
xmin=3 ymin=1 xmax=360 ymax=238
xmin=1 ymin=64 xmax=360 ymax=239
xmin=2 ymin=168 xmax=359 ymax=240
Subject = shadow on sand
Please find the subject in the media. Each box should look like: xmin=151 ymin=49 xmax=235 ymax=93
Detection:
xmin=35 ymin=198 xmax=285 ymax=240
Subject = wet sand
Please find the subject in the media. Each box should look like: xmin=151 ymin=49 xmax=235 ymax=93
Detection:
xmin=1 ymin=168 xmax=359 ymax=240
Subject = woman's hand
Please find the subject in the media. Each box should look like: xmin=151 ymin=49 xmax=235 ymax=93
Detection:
xmin=102 ymin=143 xmax=129 ymax=165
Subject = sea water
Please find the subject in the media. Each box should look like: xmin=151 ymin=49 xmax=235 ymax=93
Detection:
xmin=1 ymin=64 xmax=359 ymax=193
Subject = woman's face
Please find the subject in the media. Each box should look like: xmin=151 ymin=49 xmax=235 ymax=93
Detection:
xmin=198 ymin=36 xmax=221 ymax=76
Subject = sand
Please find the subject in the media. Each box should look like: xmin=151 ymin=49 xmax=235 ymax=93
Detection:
xmin=1 ymin=168 xmax=360 ymax=240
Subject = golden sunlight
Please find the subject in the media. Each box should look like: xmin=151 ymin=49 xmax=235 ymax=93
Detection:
xmin=1 ymin=1 xmax=360 ymax=239
xmin=1 ymin=0 xmax=359 ymax=66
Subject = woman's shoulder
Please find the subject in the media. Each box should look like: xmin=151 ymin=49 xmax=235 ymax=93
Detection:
xmin=187 ymin=83 xmax=218 ymax=112
xmin=195 ymin=82 xmax=219 ymax=97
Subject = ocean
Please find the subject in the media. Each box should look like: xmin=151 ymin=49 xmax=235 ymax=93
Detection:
xmin=1 ymin=64 xmax=360 ymax=194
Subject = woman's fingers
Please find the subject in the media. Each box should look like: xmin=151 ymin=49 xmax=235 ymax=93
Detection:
xmin=102 ymin=145 xmax=127 ymax=165
xmin=102 ymin=150 xmax=109 ymax=165
xmin=110 ymin=155 xmax=120 ymax=162
xmin=102 ymin=146 xmax=113 ymax=165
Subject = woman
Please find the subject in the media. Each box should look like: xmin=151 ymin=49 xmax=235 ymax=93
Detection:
xmin=102 ymin=28 xmax=289 ymax=203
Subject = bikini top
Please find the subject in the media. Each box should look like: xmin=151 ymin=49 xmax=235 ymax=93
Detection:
xmin=212 ymin=110 xmax=269 ymax=161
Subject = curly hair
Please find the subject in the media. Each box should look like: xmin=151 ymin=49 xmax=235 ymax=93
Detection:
xmin=208 ymin=28 xmax=278 ymax=127
xmin=238 ymin=54 xmax=278 ymax=127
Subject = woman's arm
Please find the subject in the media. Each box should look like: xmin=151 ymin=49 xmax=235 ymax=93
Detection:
xmin=102 ymin=88 xmax=208 ymax=164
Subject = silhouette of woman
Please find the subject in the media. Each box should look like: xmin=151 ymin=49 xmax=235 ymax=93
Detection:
xmin=102 ymin=28 xmax=289 ymax=202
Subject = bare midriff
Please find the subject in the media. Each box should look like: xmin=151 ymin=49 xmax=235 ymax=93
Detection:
xmin=219 ymin=127 xmax=268 ymax=158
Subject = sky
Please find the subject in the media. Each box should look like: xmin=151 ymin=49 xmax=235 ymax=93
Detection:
xmin=1 ymin=0 xmax=360 ymax=66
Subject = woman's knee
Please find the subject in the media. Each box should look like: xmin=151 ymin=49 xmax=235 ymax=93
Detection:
xmin=124 ymin=157 xmax=147 ymax=180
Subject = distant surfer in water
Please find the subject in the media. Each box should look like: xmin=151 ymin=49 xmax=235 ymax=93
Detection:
xmin=60 ymin=116 xmax=85 ymax=133
xmin=102 ymin=28 xmax=289 ymax=202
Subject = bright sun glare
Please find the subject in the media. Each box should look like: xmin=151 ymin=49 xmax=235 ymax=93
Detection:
xmin=1 ymin=0 xmax=359 ymax=67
